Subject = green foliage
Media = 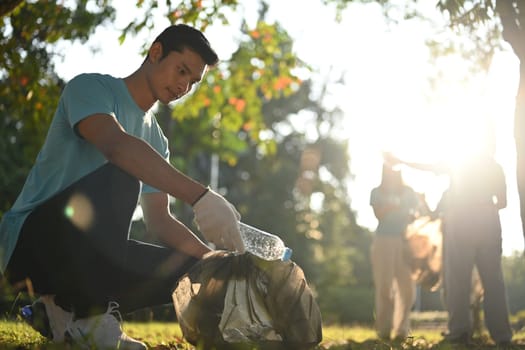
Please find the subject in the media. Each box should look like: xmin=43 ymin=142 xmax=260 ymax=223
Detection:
xmin=436 ymin=0 xmax=496 ymax=26
xmin=120 ymin=0 xmax=240 ymax=43
xmin=312 ymin=183 xmax=374 ymax=324
xmin=0 ymin=1 xmax=115 ymax=215
xmin=502 ymin=253 xmax=525 ymax=314
xmin=171 ymin=19 xmax=303 ymax=165
xmin=0 ymin=1 xmax=23 ymax=18
xmin=424 ymin=4 xmax=503 ymax=76
xmin=320 ymin=285 xmax=375 ymax=324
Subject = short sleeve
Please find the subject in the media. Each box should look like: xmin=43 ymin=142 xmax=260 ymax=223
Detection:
xmin=61 ymin=74 xmax=116 ymax=129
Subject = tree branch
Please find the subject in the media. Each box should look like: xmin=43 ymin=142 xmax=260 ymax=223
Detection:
xmin=0 ymin=0 xmax=23 ymax=18
xmin=496 ymin=0 xmax=525 ymax=59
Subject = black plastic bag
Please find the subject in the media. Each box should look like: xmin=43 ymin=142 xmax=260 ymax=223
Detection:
xmin=173 ymin=251 xmax=322 ymax=350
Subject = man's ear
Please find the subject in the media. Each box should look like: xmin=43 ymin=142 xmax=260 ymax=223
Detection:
xmin=148 ymin=42 xmax=163 ymax=63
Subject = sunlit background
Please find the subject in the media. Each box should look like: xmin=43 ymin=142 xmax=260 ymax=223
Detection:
xmin=54 ymin=0 xmax=523 ymax=256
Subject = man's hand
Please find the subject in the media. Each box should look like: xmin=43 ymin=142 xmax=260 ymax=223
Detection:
xmin=383 ymin=151 xmax=401 ymax=167
xmin=193 ymin=189 xmax=245 ymax=253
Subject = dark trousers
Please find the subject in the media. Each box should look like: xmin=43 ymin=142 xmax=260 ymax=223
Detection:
xmin=5 ymin=163 xmax=198 ymax=317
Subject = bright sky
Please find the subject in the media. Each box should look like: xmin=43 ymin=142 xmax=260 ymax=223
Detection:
xmin=54 ymin=0 xmax=523 ymax=256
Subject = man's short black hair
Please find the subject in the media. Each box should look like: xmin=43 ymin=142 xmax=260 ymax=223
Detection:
xmin=153 ymin=24 xmax=219 ymax=66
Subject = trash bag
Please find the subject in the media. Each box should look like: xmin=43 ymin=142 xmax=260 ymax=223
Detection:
xmin=403 ymin=216 xmax=443 ymax=291
xmin=172 ymin=251 xmax=323 ymax=350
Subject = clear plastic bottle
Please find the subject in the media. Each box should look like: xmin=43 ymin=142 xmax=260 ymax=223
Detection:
xmin=239 ymin=222 xmax=293 ymax=261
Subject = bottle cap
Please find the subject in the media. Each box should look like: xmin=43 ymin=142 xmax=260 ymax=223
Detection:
xmin=20 ymin=305 xmax=33 ymax=320
xmin=282 ymin=247 xmax=293 ymax=261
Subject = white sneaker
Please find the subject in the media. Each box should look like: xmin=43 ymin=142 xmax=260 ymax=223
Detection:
xmin=65 ymin=301 xmax=147 ymax=350
xmin=20 ymin=295 xmax=73 ymax=342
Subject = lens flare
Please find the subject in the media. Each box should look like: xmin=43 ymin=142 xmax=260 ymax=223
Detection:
xmin=64 ymin=193 xmax=94 ymax=231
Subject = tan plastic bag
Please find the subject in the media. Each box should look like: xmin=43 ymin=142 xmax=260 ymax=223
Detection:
xmin=173 ymin=251 xmax=322 ymax=349
xmin=403 ymin=217 xmax=443 ymax=290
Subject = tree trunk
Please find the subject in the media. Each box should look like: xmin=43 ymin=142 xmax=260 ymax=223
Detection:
xmin=515 ymin=61 xmax=525 ymax=244
xmin=496 ymin=0 xmax=525 ymax=245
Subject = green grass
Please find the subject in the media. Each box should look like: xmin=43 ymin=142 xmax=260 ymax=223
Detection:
xmin=0 ymin=313 xmax=523 ymax=349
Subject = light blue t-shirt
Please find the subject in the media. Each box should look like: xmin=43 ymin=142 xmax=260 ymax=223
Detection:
xmin=370 ymin=186 xmax=420 ymax=236
xmin=0 ymin=73 xmax=169 ymax=272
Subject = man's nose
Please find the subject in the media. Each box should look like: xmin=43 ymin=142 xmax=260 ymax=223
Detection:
xmin=178 ymin=79 xmax=191 ymax=94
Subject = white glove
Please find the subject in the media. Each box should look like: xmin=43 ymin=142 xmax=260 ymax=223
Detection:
xmin=193 ymin=188 xmax=245 ymax=253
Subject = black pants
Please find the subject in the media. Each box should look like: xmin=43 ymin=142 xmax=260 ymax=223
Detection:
xmin=5 ymin=163 xmax=198 ymax=317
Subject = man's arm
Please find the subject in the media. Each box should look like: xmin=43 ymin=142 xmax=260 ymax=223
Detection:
xmin=76 ymin=113 xmax=244 ymax=252
xmin=383 ymin=152 xmax=447 ymax=174
xmin=141 ymin=192 xmax=211 ymax=258
xmin=76 ymin=113 xmax=207 ymax=205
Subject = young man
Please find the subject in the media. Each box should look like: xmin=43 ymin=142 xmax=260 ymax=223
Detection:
xmin=0 ymin=24 xmax=244 ymax=349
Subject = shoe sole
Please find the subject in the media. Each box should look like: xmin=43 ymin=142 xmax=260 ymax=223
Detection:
xmin=20 ymin=301 xmax=53 ymax=339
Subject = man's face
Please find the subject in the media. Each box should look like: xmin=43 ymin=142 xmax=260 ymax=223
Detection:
xmin=147 ymin=44 xmax=207 ymax=104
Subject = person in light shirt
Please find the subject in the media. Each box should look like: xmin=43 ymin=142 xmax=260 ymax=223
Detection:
xmin=369 ymin=162 xmax=425 ymax=341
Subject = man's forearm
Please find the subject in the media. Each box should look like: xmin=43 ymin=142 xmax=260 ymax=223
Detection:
xmin=107 ymin=133 xmax=207 ymax=205
xmin=153 ymin=217 xmax=211 ymax=258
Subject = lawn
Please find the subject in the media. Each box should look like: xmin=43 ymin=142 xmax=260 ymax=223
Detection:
xmin=0 ymin=311 xmax=523 ymax=349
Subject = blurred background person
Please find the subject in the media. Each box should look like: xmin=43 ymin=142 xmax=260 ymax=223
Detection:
xmin=386 ymin=141 xmax=513 ymax=345
xmin=369 ymin=161 xmax=427 ymax=340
